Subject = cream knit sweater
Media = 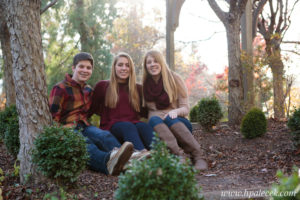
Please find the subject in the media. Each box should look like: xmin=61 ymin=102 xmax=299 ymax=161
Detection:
xmin=145 ymin=73 xmax=190 ymax=120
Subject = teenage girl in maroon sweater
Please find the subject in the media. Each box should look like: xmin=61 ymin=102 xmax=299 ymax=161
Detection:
xmin=90 ymin=52 xmax=154 ymax=151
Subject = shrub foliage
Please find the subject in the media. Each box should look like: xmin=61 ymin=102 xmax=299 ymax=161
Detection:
xmin=197 ymin=97 xmax=223 ymax=131
xmin=288 ymin=108 xmax=300 ymax=131
xmin=115 ymin=135 xmax=203 ymax=200
xmin=0 ymin=105 xmax=20 ymax=157
xmin=241 ymin=108 xmax=267 ymax=139
xmin=288 ymin=108 xmax=300 ymax=150
xmin=32 ymin=125 xmax=89 ymax=184
xmin=189 ymin=104 xmax=199 ymax=123
xmin=270 ymin=167 xmax=300 ymax=200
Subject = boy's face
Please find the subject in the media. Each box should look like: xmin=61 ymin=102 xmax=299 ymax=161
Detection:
xmin=72 ymin=60 xmax=93 ymax=84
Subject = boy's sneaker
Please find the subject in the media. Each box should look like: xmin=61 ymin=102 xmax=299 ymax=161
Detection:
xmin=107 ymin=142 xmax=134 ymax=175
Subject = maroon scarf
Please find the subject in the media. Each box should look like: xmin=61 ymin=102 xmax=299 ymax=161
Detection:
xmin=143 ymin=76 xmax=170 ymax=109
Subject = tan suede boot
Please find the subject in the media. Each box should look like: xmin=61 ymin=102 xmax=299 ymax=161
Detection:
xmin=170 ymin=122 xmax=208 ymax=171
xmin=153 ymin=123 xmax=185 ymax=157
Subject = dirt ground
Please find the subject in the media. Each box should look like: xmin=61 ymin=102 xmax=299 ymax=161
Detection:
xmin=1 ymin=119 xmax=299 ymax=200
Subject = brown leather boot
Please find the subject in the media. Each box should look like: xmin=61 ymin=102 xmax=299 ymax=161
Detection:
xmin=153 ymin=123 xmax=185 ymax=157
xmin=170 ymin=122 xmax=208 ymax=171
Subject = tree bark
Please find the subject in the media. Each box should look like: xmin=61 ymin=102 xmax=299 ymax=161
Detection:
xmin=267 ymin=44 xmax=285 ymax=119
xmin=241 ymin=0 xmax=254 ymax=112
xmin=0 ymin=3 xmax=16 ymax=106
xmin=4 ymin=0 xmax=52 ymax=183
xmin=226 ymin=19 xmax=244 ymax=125
xmin=75 ymin=0 xmax=89 ymax=51
xmin=208 ymin=0 xmax=248 ymax=126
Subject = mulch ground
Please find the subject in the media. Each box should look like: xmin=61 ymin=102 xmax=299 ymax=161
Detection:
xmin=1 ymin=119 xmax=299 ymax=200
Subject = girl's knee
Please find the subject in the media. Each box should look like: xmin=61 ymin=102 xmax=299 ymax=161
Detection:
xmin=149 ymin=116 xmax=164 ymax=127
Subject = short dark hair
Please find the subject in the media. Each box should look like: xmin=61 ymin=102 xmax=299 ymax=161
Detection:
xmin=73 ymin=52 xmax=94 ymax=67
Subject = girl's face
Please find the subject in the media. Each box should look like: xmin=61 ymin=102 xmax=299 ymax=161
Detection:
xmin=115 ymin=56 xmax=130 ymax=83
xmin=146 ymin=55 xmax=162 ymax=78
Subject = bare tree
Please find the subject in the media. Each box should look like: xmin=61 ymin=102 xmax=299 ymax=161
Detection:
xmin=255 ymin=0 xmax=299 ymax=119
xmin=208 ymin=0 xmax=248 ymax=126
xmin=2 ymin=0 xmax=52 ymax=183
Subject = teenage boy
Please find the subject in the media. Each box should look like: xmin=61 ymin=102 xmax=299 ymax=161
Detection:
xmin=49 ymin=52 xmax=133 ymax=175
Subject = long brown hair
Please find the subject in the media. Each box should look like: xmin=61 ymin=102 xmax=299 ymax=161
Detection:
xmin=105 ymin=52 xmax=140 ymax=112
xmin=142 ymin=50 xmax=187 ymax=103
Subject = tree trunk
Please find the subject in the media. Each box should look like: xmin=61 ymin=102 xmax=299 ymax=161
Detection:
xmin=226 ymin=20 xmax=244 ymax=126
xmin=208 ymin=0 xmax=248 ymax=126
xmin=4 ymin=0 xmax=52 ymax=183
xmin=241 ymin=0 xmax=254 ymax=112
xmin=0 ymin=3 xmax=16 ymax=107
xmin=269 ymin=56 xmax=285 ymax=119
xmin=265 ymin=39 xmax=285 ymax=119
xmin=75 ymin=0 xmax=89 ymax=51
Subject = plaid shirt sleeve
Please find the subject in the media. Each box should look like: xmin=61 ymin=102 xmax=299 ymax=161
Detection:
xmin=49 ymin=85 xmax=65 ymax=123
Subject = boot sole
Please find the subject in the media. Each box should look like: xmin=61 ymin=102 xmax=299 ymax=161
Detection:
xmin=108 ymin=142 xmax=134 ymax=175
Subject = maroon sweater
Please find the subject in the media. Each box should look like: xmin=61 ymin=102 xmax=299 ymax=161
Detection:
xmin=90 ymin=80 xmax=146 ymax=130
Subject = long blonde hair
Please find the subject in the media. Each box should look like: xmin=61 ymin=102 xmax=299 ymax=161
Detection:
xmin=142 ymin=50 xmax=187 ymax=103
xmin=105 ymin=52 xmax=140 ymax=112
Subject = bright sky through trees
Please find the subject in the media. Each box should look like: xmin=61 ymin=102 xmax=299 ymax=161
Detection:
xmin=143 ymin=0 xmax=300 ymax=80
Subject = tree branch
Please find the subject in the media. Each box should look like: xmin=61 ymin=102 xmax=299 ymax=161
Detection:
xmin=282 ymin=49 xmax=300 ymax=56
xmin=207 ymin=0 xmax=228 ymax=26
xmin=252 ymin=0 xmax=267 ymax=39
xmin=275 ymin=0 xmax=284 ymax=33
xmin=282 ymin=41 xmax=300 ymax=45
xmin=257 ymin=15 xmax=267 ymax=38
xmin=40 ymin=0 xmax=59 ymax=14
xmin=269 ymin=0 xmax=276 ymax=34
xmin=281 ymin=0 xmax=300 ymax=38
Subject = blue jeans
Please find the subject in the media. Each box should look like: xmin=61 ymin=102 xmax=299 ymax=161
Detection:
xmin=111 ymin=121 xmax=154 ymax=150
xmin=148 ymin=115 xmax=193 ymax=133
xmin=76 ymin=125 xmax=121 ymax=174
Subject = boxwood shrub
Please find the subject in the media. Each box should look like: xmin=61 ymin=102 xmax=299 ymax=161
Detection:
xmin=115 ymin=135 xmax=203 ymax=200
xmin=241 ymin=108 xmax=267 ymax=139
xmin=32 ymin=125 xmax=89 ymax=184
xmin=288 ymin=108 xmax=300 ymax=131
xmin=288 ymin=108 xmax=300 ymax=150
xmin=197 ymin=97 xmax=223 ymax=131
xmin=189 ymin=104 xmax=199 ymax=123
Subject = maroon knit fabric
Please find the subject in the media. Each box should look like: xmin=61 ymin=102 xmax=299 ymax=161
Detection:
xmin=90 ymin=80 xmax=146 ymax=130
xmin=143 ymin=76 xmax=170 ymax=109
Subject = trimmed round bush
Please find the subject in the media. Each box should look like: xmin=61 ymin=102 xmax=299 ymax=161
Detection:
xmin=288 ymin=108 xmax=300 ymax=131
xmin=115 ymin=135 xmax=204 ymax=200
xmin=0 ymin=105 xmax=20 ymax=157
xmin=241 ymin=108 xmax=267 ymax=139
xmin=197 ymin=97 xmax=223 ymax=131
xmin=189 ymin=104 xmax=199 ymax=122
xmin=32 ymin=125 xmax=89 ymax=184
